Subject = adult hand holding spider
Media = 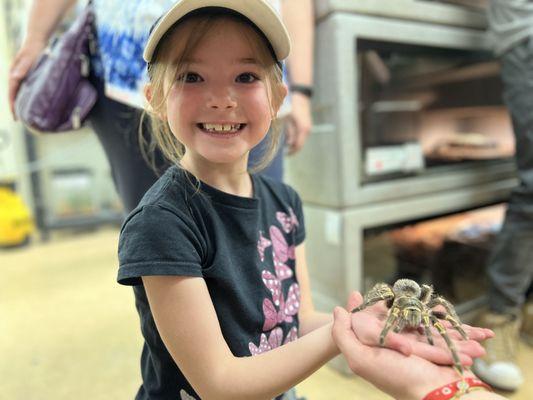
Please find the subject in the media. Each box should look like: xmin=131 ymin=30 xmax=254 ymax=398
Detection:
xmin=342 ymin=288 xmax=494 ymax=371
xmin=332 ymin=302 xmax=505 ymax=400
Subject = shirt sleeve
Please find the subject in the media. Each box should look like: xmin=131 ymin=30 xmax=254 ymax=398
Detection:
xmin=117 ymin=204 xmax=205 ymax=286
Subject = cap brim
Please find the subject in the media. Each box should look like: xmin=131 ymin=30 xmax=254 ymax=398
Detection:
xmin=143 ymin=0 xmax=291 ymax=63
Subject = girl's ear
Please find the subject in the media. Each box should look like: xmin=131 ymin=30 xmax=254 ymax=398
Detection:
xmin=271 ymin=83 xmax=288 ymax=118
xmin=144 ymin=83 xmax=153 ymax=103
xmin=143 ymin=84 xmax=166 ymax=119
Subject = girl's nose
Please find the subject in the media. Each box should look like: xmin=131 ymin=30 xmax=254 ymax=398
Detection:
xmin=206 ymin=87 xmax=237 ymax=109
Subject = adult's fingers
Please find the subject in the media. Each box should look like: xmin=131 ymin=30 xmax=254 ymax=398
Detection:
xmin=461 ymin=324 xmax=495 ymax=340
xmin=415 ymin=329 xmax=486 ymax=359
xmin=8 ymin=55 xmax=34 ymax=118
xmin=410 ymin=339 xmax=475 ymax=366
xmin=284 ymin=118 xmax=297 ymax=153
xmin=291 ymin=119 xmax=310 ymax=154
xmin=378 ymin=329 xmax=413 ymax=356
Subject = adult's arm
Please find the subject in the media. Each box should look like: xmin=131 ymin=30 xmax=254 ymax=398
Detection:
xmin=8 ymin=0 xmax=77 ymax=116
xmin=282 ymin=0 xmax=314 ymax=154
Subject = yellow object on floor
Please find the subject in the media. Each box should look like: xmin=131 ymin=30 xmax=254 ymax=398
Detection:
xmin=0 ymin=186 xmax=34 ymax=247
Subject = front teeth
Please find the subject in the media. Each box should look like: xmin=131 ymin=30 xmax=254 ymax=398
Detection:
xmin=202 ymin=123 xmax=241 ymax=132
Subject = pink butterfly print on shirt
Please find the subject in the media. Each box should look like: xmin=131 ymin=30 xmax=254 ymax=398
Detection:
xmin=276 ymin=207 xmax=299 ymax=234
xmin=269 ymin=226 xmax=295 ymax=280
xmin=257 ymin=231 xmax=272 ymax=262
xmin=262 ymin=283 xmax=301 ymax=332
xmin=262 ymin=270 xmax=282 ymax=306
xmin=248 ymin=327 xmax=299 ymax=355
xmin=180 ymin=389 xmax=196 ymax=400
xmin=284 ymin=326 xmax=298 ymax=344
xmin=249 ymin=327 xmax=283 ymax=355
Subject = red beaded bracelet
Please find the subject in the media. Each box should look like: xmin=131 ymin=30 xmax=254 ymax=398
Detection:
xmin=422 ymin=377 xmax=492 ymax=400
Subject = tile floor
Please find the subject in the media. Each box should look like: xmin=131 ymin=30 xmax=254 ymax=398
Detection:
xmin=2 ymin=228 xmax=531 ymax=399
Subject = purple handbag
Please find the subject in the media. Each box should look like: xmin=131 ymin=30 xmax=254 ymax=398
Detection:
xmin=15 ymin=3 xmax=97 ymax=134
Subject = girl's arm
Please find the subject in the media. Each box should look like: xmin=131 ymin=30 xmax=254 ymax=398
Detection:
xmin=9 ymin=0 xmax=77 ymax=116
xmin=294 ymin=243 xmax=333 ymax=335
xmin=296 ymin=242 xmax=492 ymax=368
xmin=143 ymin=274 xmax=339 ymax=400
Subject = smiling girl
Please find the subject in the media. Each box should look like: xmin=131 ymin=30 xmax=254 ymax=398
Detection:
xmin=117 ymin=1 xmax=492 ymax=399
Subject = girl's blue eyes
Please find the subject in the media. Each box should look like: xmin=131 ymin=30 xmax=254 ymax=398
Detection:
xmin=177 ymin=72 xmax=259 ymax=83
xmin=236 ymin=73 xmax=259 ymax=83
xmin=179 ymin=73 xmax=202 ymax=83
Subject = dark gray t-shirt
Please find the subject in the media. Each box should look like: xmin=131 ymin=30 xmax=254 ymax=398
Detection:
xmin=488 ymin=0 xmax=533 ymax=55
xmin=118 ymin=166 xmax=305 ymax=400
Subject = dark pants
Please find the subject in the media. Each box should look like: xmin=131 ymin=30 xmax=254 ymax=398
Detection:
xmin=487 ymin=37 xmax=533 ymax=313
xmin=88 ymin=79 xmax=168 ymax=213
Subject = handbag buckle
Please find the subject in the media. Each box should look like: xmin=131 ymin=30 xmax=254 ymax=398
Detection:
xmin=71 ymin=107 xmax=82 ymax=130
xmin=80 ymin=54 xmax=90 ymax=77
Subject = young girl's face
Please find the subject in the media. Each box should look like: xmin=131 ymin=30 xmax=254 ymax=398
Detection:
xmin=163 ymin=18 xmax=285 ymax=169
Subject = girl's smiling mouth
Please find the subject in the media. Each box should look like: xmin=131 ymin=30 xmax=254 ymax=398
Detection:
xmin=197 ymin=123 xmax=246 ymax=136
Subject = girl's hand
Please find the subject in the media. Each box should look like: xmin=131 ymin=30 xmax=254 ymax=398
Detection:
xmin=8 ymin=39 xmax=47 ymax=118
xmin=345 ymin=292 xmax=492 ymax=367
xmin=333 ymin=305 xmax=481 ymax=400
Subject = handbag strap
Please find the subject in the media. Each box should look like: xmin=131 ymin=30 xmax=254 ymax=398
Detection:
xmin=85 ymin=0 xmax=97 ymax=55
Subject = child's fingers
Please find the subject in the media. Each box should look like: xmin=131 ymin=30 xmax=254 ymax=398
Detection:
xmin=345 ymin=291 xmax=363 ymax=311
xmin=332 ymin=307 xmax=366 ymax=372
xmin=333 ymin=307 xmax=361 ymax=349
xmin=333 ymin=307 xmax=356 ymax=335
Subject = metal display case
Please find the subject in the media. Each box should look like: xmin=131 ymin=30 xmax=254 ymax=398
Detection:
xmin=314 ymin=0 xmax=487 ymax=28
xmin=25 ymin=129 xmax=124 ymax=239
xmin=286 ymin=4 xmax=516 ymax=317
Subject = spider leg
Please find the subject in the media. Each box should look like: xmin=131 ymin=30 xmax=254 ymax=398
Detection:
xmin=420 ymin=284 xmax=434 ymax=304
xmin=379 ymin=306 xmax=401 ymax=346
xmin=430 ymin=315 xmax=464 ymax=375
xmin=428 ymin=296 xmax=468 ymax=340
xmin=393 ymin=319 xmax=405 ymax=333
xmin=421 ymin=310 xmax=434 ymax=345
xmin=351 ymin=283 xmax=394 ymax=313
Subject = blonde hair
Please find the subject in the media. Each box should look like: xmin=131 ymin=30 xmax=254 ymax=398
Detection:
xmin=140 ymin=9 xmax=286 ymax=175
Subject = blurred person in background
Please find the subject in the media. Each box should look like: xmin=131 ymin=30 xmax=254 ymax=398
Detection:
xmin=473 ymin=0 xmax=533 ymax=391
xmin=8 ymin=0 xmax=314 ymax=212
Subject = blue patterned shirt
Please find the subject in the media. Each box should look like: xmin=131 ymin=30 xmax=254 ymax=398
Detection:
xmin=91 ymin=0 xmax=288 ymax=111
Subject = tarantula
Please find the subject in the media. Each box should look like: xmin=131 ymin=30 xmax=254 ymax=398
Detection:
xmin=351 ymin=279 xmax=468 ymax=374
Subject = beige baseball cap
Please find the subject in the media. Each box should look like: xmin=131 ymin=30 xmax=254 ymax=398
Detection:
xmin=143 ymin=0 xmax=291 ymax=63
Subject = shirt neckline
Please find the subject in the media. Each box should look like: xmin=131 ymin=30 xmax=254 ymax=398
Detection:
xmin=173 ymin=167 xmax=260 ymax=210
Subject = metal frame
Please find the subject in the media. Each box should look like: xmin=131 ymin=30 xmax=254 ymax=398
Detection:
xmin=286 ymin=9 xmax=516 ymax=330
xmin=289 ymin=12 xmax=515 ymax=208
xmin=314 ymin=0 xmax=487 ymax=28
